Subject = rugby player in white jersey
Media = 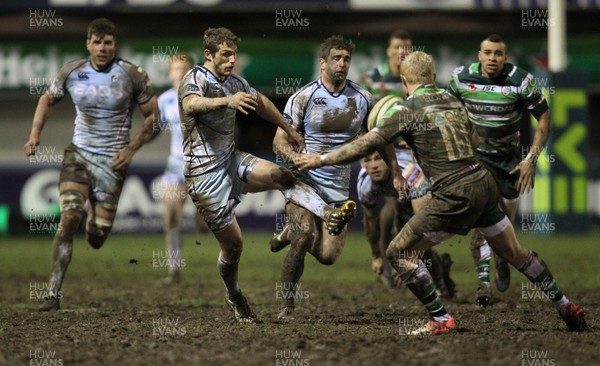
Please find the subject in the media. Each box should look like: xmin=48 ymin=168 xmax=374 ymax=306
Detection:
xmin=156 ymin=53 xmax=209 ymax=285
xmin=270 ymin=35 xmax=372 ymax=320
xmin=24 ymin=18 xmax=161 ymax=311
xmin=179 ymin=28 xmax=354 ymax=323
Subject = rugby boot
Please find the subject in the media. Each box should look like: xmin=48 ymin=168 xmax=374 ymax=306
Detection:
xmin=269 ymin=224 xmax=291 ymax=253
xmin=277 ymin=306 xmax=295 ymax=321
xmin=225 ymin=292 xmax=257 ymax=323
xmin=475 ymin=282 xmax=492 ymax=307
xmin=560 ymin=303 xmax=589 ymax=332
xmin=326 ymin=200 xmax=356 ymax=236
xmin=408 ymin=316 xmax=456 ymax=335
xmin=38 ymin=296 xmax=60 ymax=312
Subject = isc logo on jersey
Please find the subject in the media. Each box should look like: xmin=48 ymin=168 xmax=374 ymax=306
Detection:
xmin=366 ymin=94 xmax=404 ymax=131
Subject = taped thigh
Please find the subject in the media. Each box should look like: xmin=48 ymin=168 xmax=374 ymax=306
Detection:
xmin=59 ymin=190 xmax=85 ymax=213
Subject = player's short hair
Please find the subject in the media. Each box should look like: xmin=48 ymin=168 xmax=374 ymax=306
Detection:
xmin=169 ymin=52 xmax=195 ymax=68
xmin=481 ymin=34 xmax=507 ymax=51
xmin=319 ymin=35 xmax=355 ymax=60
xmin=87 ymin=18 xmax=117 ymax=41
xmin=203 ymin=28 xmax=240 ymax=55
xmin=389 ymin=29 xmax=412 ymax=43
xmin=400 ymin=51 xmax=435 ymax=85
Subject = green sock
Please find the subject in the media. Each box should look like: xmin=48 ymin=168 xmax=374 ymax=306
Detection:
xmin=405 ymin=261 xmax=450 ymax=321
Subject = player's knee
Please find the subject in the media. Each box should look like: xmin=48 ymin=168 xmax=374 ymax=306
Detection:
xmin=318 ymin=254 xmax=338 ymax=266
xmin=58 ymin=190 xmax=85 ymax=236
xmin=288 ymin=230 xmax=314 ymax=251
xmin=271 ymin=166 xmax=295 ymax=189
xmin=86 ymin=216 xmax=113 ymax=249
xmin=60 ymin=189 xmax=85 ymax=213
xmin=222 ymin=245 xmax=243 ymax=263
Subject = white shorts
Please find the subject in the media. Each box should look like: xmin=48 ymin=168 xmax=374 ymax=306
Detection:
xmin=186 ymin=151 xmax=258 ymax=232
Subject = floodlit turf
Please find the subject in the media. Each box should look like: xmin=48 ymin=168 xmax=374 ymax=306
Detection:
xmin=2 ymin=230 xmax=598 ymax=365
xmin=2 ymin=229 xmax=599 ymax=292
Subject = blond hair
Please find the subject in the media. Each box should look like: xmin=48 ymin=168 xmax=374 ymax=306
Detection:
xmin=400 ymin=51 xmax=435 ymax=85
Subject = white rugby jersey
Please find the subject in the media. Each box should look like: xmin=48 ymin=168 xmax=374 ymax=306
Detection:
xmin=284 ymin=78 xmax=372 ymax=192
xmin=179 ymin=65 xmax=258 ymax=176
xmin=157 ymin=88 xmax=183 ymax=159
xmin=48 ymin=58 xmax=154 ymax=156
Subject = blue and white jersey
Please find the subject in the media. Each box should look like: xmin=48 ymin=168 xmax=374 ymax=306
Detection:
xmin=158 ymin=88 xmax=183 ymax=160
xmin=357 ymin=148 xmax=431 ymax=207
xmin=179 ymin=65 xmax=258 ymax=176
xmin=48 ymin=57 xmax=154 ymax=156
xmin=284 ymin=78 xmax=372 ymax=196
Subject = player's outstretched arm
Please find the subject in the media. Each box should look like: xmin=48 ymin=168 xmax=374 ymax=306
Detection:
xmin=256 ymin=92 xmax=304 ymax=152
xmin=510 ymin=110 xmax=551 ymax=194
xmin=273 ymin=127 xmax=299 ymax=164
xmin=24 ymin=92 xmax=59 ymax=156
xmin=112 ymin=95 xmax=160 ymax=170
xmin=362 ymin=203 xmax=383 ymax=274
xmin=182 ymin=92 xmax=257 ymax=115
xmin=294 ymin=130 xmax=388 ymax=170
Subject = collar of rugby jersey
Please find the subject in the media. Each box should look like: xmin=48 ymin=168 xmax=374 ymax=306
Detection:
xmin=407 ymin=83 xmax=443 ymax=99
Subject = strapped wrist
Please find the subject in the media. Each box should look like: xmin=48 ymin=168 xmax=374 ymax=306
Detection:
xmin=524 ymin=152 xmax=538 ymax=164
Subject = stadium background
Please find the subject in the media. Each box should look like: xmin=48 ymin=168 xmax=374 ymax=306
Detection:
xmin=0 ymin=0 xmax=599 ymax=236
xmin=1 ymin=1 xmax=600 ymax=365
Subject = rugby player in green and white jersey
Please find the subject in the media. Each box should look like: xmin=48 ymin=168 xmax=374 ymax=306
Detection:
xmin=295 ymin=51 xmax=586 ymax=335
xmin=359 ymin=29 xmax=411 ymax=102
xmin=448 ymin=34 xmax=551 ymax=307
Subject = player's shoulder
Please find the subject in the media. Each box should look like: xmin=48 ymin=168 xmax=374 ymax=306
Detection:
xmin=291 ymin=80 xmax=320 ymax=99
xmin=346 ymin=79 xmax=373 ymax=102
xmin=452 ymin=63 xmax=474 ymax=78
xmin=504 ymin=63 xmax=533 ymax=84
xmin=59 ymin=58 xmax=88 ymax=75
xmin=116 ymin=58 xmax=145 ymax=74
xmin=228 ymin=73 xmax=251 ymax=86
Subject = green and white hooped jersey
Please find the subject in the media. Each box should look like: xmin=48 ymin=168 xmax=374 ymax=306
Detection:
xmin=448 ymin=62 xmax=548 ymax=158
xmin=360 ymin=63 xmax=406 ymax=102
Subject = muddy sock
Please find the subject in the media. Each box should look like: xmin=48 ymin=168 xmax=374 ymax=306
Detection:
xmin=471 ymin=233 xmax=491 ymax=285
xmin=283 ymin=182 xmax=332 ymax=220
xmin=218 ymin=254 xmax=240 ymax=297
xmin=405 ymin=261 xmax=450 ymax=322
xmin=166 ymin=229 xmax=182 ymax=272
xmin=48 ymin=232 xmax=74 ymax=298
xmin=518 ymin=251 xmax=569 ymax=312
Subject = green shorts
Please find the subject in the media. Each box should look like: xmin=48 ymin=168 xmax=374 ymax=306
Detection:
xmin=408 ymin=170 xmax=506 ymax=237
xmin=475 ymin=151 xmax=521 ymax=200
xmin=60 ymin=143 xmax=126 ymax=212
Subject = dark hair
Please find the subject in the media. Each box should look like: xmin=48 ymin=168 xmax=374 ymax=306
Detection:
xmin=389 ymin=29 xmax=412 ymax=43
xmin=481 ymin=34 xmax=506 ymax=52
xmin=483 ymin=34 xmax=505 ymax=44
xmin=87 ymin=18 xmax=117 ymax=41
xmin=319 ymin=35 xmax=355 ymax=60
xmin=203 ymin=28 xmax=240 ymax=55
